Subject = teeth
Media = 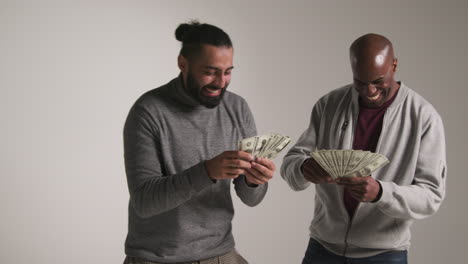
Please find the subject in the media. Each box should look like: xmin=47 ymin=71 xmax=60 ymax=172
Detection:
xmin=367 ymin=93 xmax=380 ymax=101
xmin=205 ymin=87 xmax=221 ymax=95
xmin=207 ymin=90 xmax=219 ymax=94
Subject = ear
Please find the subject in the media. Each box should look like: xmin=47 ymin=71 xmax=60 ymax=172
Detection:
xmin=178 ymin=55 xmax=188 ymax=72
xmin=392 ymin=58 xmax=398 ymax=72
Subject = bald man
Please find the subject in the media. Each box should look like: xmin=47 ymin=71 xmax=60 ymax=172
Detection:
xmin=281 ymin=34 xmax=446 ymax=263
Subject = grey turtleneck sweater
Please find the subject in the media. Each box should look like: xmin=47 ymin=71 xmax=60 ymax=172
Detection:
xmin=123 ymin=76 xmax=267 ymax=263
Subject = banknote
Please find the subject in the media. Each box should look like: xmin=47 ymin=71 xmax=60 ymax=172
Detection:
xmin=310 ymin=149 xmax=389 ymax=179
xmin=239 ymin=133 xmax=291 ymax=159
xmin=238 ymin=136 xmax=257 ymax=155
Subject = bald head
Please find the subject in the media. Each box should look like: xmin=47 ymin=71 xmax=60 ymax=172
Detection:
xmin=349 ymin=33 xmax=400 ymax=108
xmin=350 ymin=33 xmax=395 ymax=76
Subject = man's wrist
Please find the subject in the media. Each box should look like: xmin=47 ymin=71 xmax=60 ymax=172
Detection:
xmin=244 ymin=176 xmax=258 ymax=187
xmin=203 ymin=160 xmax=217 ymax=183
xmin=371 ymin=180 xmax=383 ymax=203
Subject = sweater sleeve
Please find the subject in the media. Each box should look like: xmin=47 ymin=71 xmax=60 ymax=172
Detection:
xmin=123 ymin=106 xmax=214 ymax=218
xmin=232 ymin=100 xmax=268 ymax=206
xmin=376 ymin=112 xmax=447 ymax=220
xmin=280 ymin=103 xmax=322 ymax=191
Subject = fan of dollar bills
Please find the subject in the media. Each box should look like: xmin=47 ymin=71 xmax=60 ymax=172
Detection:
xmin=310 ymin=150 xmax=390 ymax=179
xmin=238 ymin=133 xmax=291 ymax=160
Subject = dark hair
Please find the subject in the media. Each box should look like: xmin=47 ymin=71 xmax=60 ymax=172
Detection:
xmin=175 ymin=20 xmax=232 ymax=59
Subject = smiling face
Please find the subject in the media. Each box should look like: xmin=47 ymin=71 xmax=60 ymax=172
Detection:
xmin=352 ymin=58 xmax=399 ymax=108
xmin=178 ymin=44 xmax=234 ymax=108
xmin=350 ymin=34 xmax=400 ymax=108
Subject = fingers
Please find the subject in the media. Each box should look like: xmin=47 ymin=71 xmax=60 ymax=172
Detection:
xmin=224 ymin=150 xmax=254 ymax=161
xmin=247 ymin=166 xmax=272 ymax=183
xmin=221 ymin=151 xmax=254 ymax=171
xmin=206 ymin=151 xmax=249 ymax=180
xmin=211 ymin=151 xmax=279 ymax=182
xmin=303 ymin=158 xmax=329 ymax=175
xmin=336 ymin=176 xmax=373 ymax=189
xmin=303 ymin=166 xmax=324 ymax=183
xmin=302 ymin=158 xmax=333 ymax=184
xmin=339 ymin=177 xmax=380 ymax=202
xmin=224 ymin=157 xmax=252 ymax=170
xmin=224 ymin=167 xmax=245 ymax=175
xmin=244 ymin=158 xmax=275 ymax=185
xmin=254 ymin=158 xmax=276 ymax=171
xmin=303 ymin=165 xmax=330 ymax=180
xmin=336 ymin=176 xmax=367 ymax=185
xmin=338 ymin=178 xmax=368 ymax=192
xmin=347 ymin=187 xmax=375 ymax=202
xmin=244 ymin=170 xmax=269 ymax=185
xmin=251 ymin=159 xmax=274 ymax=177
xmin=225 ymin=173 xmax=240 ymax=178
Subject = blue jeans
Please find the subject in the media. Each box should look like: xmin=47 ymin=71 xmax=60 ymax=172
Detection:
xmin=302 ymin=239 xmax=407 ymax=264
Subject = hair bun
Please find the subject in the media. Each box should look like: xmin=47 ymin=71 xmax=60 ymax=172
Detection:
xmin=175 ymin=23 xmax=190 ymax=42
xmin=175 ymin=21 xmax=200 ymax=42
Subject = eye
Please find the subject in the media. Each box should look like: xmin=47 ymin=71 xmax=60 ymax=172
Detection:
xmin=224 ymin=71 xmax=232 ymax=76
xmin=372 ymin=80 xmax=384 ymax=85
xmin=204 ymin=71 xmax=216 ymax=76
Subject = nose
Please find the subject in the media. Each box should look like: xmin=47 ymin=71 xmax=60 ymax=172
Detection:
xmin=364 ymin=83 xmax=377 ymax=95
xmin=213 ymin=73 xmax=227 ymax=89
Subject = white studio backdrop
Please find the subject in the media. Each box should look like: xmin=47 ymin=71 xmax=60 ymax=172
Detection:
xmin=1 ymin=0 xmax=466 ymax=263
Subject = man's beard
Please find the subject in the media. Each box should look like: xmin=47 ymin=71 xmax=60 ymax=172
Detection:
xmin=186 ymin=72 xmax=227 ymax=108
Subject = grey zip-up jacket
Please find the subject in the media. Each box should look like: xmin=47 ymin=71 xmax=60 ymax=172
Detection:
xmin=281 ymin=83 xmax=446 ymax=258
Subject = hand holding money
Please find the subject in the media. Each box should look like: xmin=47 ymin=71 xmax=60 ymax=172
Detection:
xmin=335 ymin=176 xmax=382 ymax=202
xmin=205 ymin=151 xmax=254 ymax=180
xmin=310 ymin=150 xmax=389 ymax=179
xmin=308 ymin=149 xmax=389 ymax=201
xmin=301 ymin=158 xmax=334 ymax=184
xmin=238 ymin=133 xmax=289 ymax=185
xmin=244 ymin=157 xmax=276 ymax=185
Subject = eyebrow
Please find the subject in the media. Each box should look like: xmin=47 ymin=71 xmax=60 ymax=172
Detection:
xmin=205 ymin=66 xmax=235 ymax=71
xmin=354 ymin=76 xmax=384 ymax=84
xmin=371 ymin=77 xmax=384 ymax=84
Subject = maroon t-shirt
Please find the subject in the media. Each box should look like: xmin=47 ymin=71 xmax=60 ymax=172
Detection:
xmin=343 ymin=90 xmax=398 ymax=218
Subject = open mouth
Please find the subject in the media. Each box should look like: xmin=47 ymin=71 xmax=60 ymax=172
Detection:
xmin=202 ymin=87 xmax=222 ymax=97
xmin=366 ymin=93 xmax=381 ymax=102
